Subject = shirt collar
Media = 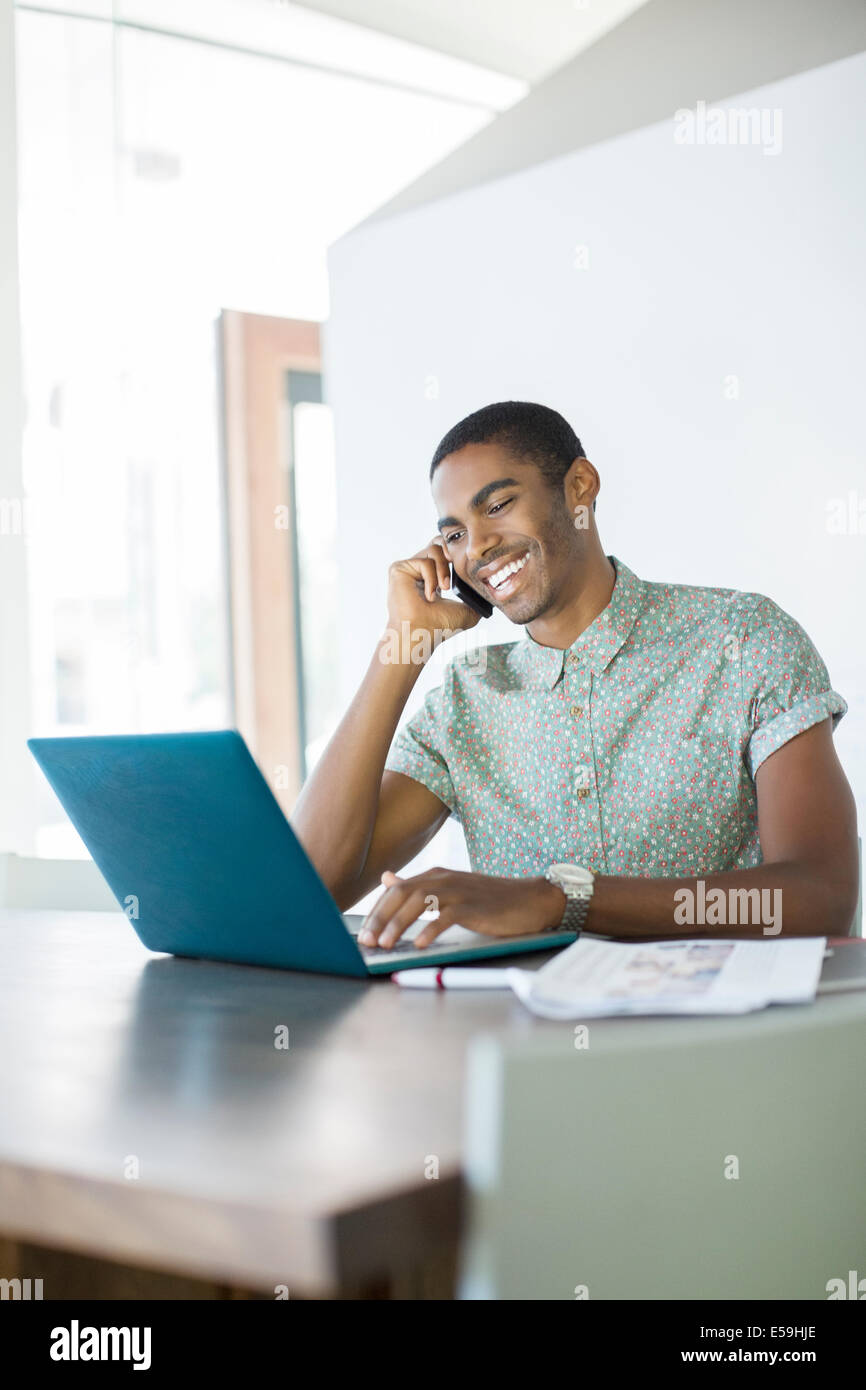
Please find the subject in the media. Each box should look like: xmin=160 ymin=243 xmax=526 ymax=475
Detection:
xmin=518 ymin=554 xmax=646 ymax=689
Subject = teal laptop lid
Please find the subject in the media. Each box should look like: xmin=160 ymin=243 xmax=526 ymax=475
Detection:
xmin=28 ymin=730 xmax=370 ymax=978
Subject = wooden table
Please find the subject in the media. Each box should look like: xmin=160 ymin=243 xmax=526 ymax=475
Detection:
xmin=0 ymin=909 xmax=567 ymax=1299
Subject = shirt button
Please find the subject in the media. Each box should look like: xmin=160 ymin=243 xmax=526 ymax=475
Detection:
xmin=575 ymin=786 xmax=591 ymax=799
xmin=570 ymin=705 xmax=583 ymax=718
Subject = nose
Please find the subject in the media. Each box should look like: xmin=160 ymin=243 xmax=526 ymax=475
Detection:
xmin=465 ymin=520 xmax=503 ymax=575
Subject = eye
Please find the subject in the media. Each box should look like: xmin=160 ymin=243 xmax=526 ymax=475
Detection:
xmin=488 ymin=497 xmax=514 ymax=515
xmin=445 ymin=530 xmax=464 ymax=545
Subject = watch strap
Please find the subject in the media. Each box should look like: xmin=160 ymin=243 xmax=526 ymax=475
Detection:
xmin=556 ymin=892 xmax=591 ymax=933
xmin=544 ymin=866 xmax=594 ymax=934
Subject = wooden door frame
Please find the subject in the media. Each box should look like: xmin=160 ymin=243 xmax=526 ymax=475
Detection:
xmin=219 ymin=310 xmax=321 ymax=812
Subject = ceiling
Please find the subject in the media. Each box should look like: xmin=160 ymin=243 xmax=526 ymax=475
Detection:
xmin=22 ymin=1 xmax=653 ymax=100
xmin=286 ymin=0 xmax=653 ymax=84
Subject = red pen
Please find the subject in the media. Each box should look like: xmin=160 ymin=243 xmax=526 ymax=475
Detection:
xmin=391 ymin=967 xmax=512 ymax=990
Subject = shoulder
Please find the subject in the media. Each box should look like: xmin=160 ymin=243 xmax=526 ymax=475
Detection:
xmin=433 ymin=636 xmax=526 ymax=698
xmin=635 ymin=572 xmax=795 ymax=646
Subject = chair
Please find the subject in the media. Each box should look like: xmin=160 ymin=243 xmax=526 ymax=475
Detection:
xmin=0 ymin=853 xmax=117 ymax=911
xmin=459 ymin=994 xmax=866 ymax=1299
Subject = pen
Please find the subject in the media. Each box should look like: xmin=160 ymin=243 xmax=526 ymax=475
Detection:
xmin=391 ymin=967 xmax=512 ymax=990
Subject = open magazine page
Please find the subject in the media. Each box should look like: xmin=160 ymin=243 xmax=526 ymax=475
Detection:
xmin=506 ymin=936 xmax=827 ymax=1019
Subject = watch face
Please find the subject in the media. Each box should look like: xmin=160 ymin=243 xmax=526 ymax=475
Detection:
xmin=549 ymin=863 xmax=594 ymax=890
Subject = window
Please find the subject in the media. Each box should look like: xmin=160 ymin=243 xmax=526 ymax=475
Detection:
xmin=14 ymin=0 xmax=518 ymax=852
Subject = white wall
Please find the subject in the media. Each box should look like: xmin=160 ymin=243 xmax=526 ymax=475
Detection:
xmin=363 ymin=0 xmax=866 ymax=225
xmin=325 ymin=51 xmax=866 ymax=850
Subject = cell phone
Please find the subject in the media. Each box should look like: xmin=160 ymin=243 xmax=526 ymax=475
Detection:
xmin=451 ymin=563 xmax=493 ymax=619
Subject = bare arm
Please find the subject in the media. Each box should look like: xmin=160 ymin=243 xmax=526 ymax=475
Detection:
xmin=291 ymin=540 xmax=479 ymax=910
xmin=292 ymin=645 xmax=448 ymax=908
xmin=584 ymin=717 xmax=859 ymax=938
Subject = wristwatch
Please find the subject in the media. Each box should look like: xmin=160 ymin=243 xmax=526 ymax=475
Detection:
xmin=544 ymin=863 xmax=595 ymax=934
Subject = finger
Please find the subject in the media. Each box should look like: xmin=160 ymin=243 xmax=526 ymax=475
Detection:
xmin=411 ymin=541 xmax=449 ymax=595
xmin=410 ymin=556 xmax=441 ymax=603
xmin=377 ymin=870 xmax=405 ymax=915
xmin=358 ymin=878 xmax=422 ymax=945
xmin=426 ymin=539 xmax=452 ymax=592
xmin=359 ymin=879 xmax=416 ymax=943
xmin=414 ymin=905 xmax=459 ymax=949
xmin=377 ymin=888 xmax=431 ymax=949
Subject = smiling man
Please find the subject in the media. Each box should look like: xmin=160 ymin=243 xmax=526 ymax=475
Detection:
xmin=292 ymin=400 xmax=859 ymax=947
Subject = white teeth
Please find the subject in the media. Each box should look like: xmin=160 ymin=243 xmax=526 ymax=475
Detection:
xmin=488 ymin=554 xmax=528 ymax=589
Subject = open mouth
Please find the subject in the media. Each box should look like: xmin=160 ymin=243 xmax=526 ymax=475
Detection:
xmin=481 ymin=550 xmax=530 ymax=600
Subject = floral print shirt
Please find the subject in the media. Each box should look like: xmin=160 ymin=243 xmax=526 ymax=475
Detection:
xmin=384 ymin=555 xmax=846 ymax=878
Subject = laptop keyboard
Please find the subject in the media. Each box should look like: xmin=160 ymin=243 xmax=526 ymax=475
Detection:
xmin=350 ymin=930 xmax=429 ymax=955
xmin=360 ymin=937 xmax=427 ymax=954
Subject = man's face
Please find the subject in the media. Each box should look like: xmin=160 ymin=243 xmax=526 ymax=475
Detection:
xmin=432 ymin=443 xmax=581 ymax=625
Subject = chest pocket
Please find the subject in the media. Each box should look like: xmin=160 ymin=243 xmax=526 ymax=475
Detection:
xmin=613 ymin=735 xmax=744 ymax=875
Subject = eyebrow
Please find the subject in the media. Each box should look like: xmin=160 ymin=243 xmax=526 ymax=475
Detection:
xmin=437 ymin=477 xmax=519 ymax=531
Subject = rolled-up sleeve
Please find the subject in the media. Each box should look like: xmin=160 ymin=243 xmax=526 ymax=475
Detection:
xmin=739 ymin=596 xmax=847 ymax=779
xmin=384 ymin=680 xmax=459 ymax=817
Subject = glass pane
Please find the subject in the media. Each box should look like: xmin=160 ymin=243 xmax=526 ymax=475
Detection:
xmin=292 ymin=400 xmax=339 ymax=773
xmin=15 ymin=5 xmax=496 ymax=852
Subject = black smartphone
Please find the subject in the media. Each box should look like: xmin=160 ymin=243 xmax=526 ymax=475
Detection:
xmin=451 ymin=563 xmax=493 ymax=619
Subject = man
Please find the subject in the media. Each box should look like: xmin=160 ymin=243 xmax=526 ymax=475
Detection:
xmin=293 ymin=401 xmax=858 ymax=947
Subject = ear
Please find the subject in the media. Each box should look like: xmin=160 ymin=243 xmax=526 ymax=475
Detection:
xmin=563 ymin=455 xmax=600 ymax=517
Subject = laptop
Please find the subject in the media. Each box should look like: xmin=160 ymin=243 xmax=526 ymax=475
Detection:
xmin=27 ymin=730 xmax=578 ymax=977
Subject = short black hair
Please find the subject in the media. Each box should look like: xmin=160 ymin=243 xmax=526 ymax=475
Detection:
xmin=429 ymin=400 xmax=585 ymax=489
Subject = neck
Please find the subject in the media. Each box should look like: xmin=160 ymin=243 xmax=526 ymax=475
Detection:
xmin=526 ymin=543 xmax=616 ymax=650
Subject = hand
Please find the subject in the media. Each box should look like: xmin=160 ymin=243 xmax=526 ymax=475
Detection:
xmin=358 ymin=867 xmax=566 ymax=949
xmin=386 ymin=539 xmax=481 ymax=644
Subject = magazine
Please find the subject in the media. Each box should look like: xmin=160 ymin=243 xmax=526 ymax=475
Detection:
xmin=506 ymin=935 xmax=827 ymax=1018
